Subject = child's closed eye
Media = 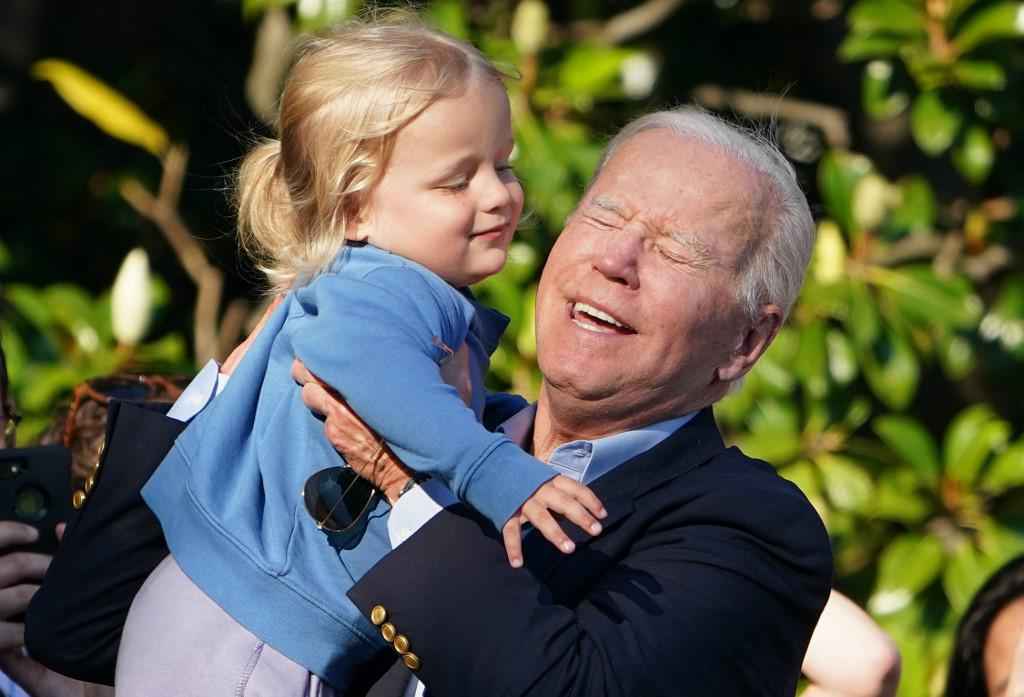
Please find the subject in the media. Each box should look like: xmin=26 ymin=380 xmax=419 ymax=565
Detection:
xmin=438 ymin=179 xmax=470 ymax=192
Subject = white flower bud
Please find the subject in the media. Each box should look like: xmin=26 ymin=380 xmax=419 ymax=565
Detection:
xmin=512 ymin=0 xmax=549 ymax=56
xmin=812 ymin=221 xmax=847 ymax=284
xmin=620 ymin=53 xmax=659 ymax=100
xmin=851 ymin=173 xmax=892 ymax=230
xmin=111 ymin=247 xmax=153 ymax=346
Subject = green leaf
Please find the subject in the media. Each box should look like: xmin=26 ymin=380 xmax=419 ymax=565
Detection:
xmin=944 ymin=543 xmax=1000 ymax=613
xmin=873 ymin=468 xmax=934 ymax=523
xmin=939 ymin=332 xmax=976 ymax=379
xmin=951 ymin=59 xmax=1008 ymax=90
xmin=133 ymin=333 xmax=188 ymax=369
xmin=0 ymin=240 xmax=10 ymax=272
xmin=953 ymin=2 xmax=1024 ymax=55
xmin=45 ymin=284 xmax=99 ymax=341
xmin=868 ymin=265 xmax=982 ymax=330
xmin=848 ymin=0 xmax=927 ymax=35
xmin=869 ymin=533 xmax=944 ymax=615
xmin=20 ymin=364 xmax=85 ymax=412
xmin=4 ymin=284 xmax=54 ymax=333
xmin=910 ymin=91 xmax=964 ymax=156
xmin=779 ymin=460 xmax=831 ymax=527
xmin=557 ymin=44 xmax=631 ymax=96
xmin=862 ymin=322 xmax=920 ymax=410
xmin=982 ymin=443 xmax=1024 ymax=493
xmin=839 ymin=34 xmax=905 ymax=62
xmin=0 ymin=323 xmax=28 ymax=388
xmin=953 ymin=125 xmax=995 ymax=185
xmin=425 ymin=0 xmax=470 ymax=39
xmin=887 ymin=175 xmax=936 ymax=234
xmin=862 ymin=60 xmax=910 ymax=119
xmin=873 ymin=414 xmax=942 ymax=485
xmin=241 ymin=0 xmax=294 ymax=19
xmin=31 ymin=59 xmax=169 ymax=158
xmin=795 ymin=320 xmax=828 ymax=399
xmin=817 ymin=150 xmax=874 ymax=232
xmin=944 ymin=405 xmax=1011 ymax=484
xmin=516 ymin=285 xmax=538 ymax=359
xmin=845 ymin=281 xmax=881 ymax=348
xmin=818 ymin=453 xmax=875 ymax=513
xmin=948 ymin=0 xmax=985 ymax=26
xmin=739 ymin=399 xmax=803 ymax=463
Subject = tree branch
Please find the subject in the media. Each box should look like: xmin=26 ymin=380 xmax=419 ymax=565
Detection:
xmin=599 ymin=0 xmax=688 ymax=44
xmin=692 ymin=84 xmax=851 ymax=148
xmin=570 ymin=0 xmax=688 ymax=45
xmin=119 ymin=146 xmax=229 ymax=364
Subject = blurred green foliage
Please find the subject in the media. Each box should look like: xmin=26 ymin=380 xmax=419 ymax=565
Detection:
xmin=8 ymin=0 xmax=1024 ymax=693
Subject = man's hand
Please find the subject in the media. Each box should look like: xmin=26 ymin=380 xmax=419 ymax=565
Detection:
xmin=294 ymin=357 xmax=608 ymax=567
xmin=0 ymin=522 xmax=104 ymax=697
xmin=0 ymin=523 xmax=50 ymax=652
xmin=293 ymin=359 xmax=415 ymax=503
xmin=501 ymin=476 xmax=607 ymax=568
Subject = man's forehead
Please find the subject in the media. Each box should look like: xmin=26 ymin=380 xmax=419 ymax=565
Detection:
xmin=585 ymin=192 xmax=738 ymax=269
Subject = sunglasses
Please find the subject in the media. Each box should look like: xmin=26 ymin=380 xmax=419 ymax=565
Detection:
xmin=302 ymin=465 xmax=378 ymax=534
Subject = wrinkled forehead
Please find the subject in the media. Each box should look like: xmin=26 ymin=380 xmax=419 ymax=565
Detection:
xmin=586 ymin=131 xmax=770 ymax=266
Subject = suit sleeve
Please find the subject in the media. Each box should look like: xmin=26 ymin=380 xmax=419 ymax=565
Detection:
xmin=290 ymin=268 xmax=552 ymax=528
xmin=348 ymin=487 xmax=833 ymax=697
xmin=25 ymin=401 xmax=185 ymax=686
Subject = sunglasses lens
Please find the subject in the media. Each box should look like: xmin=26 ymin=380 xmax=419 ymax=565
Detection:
xmin=90 ymin=377 xmax=152 ymax=402
xmin=303 ymin=467 xmax=375 ymax=532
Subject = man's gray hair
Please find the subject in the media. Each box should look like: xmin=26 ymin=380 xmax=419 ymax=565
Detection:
xmin=593 ymin=107 xmax=816 ymax=321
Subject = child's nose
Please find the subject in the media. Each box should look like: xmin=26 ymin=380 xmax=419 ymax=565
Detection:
xmin=480 ymin=167 xmax=514 ymax=212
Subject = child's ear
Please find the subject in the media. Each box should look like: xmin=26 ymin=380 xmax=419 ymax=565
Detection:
xmin=344 ymin=198 xmax=372 ymax=242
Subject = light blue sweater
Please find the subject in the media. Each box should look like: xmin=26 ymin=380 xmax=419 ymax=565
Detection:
xmin=142 ymin=243 xmax=554 ymax=688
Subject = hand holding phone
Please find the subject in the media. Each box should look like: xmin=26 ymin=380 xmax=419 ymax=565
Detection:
xmin=0 ymin=446 xmax=72 ymax=557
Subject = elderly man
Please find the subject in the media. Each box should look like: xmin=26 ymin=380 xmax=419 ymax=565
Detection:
xmin=23 ymin=108 xmax=832 ymax=697
xmin=293 ymin=106 xmax=833 ymax=696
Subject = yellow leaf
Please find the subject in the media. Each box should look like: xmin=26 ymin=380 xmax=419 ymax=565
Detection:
xmin=32 ymin=58 xmax=169 ymax=158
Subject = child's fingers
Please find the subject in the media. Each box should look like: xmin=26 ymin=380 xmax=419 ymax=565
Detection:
xmin=502 ymin=517 xmax=524 ymax=568
xmin=523 ymin=506 xmax=575 ymax=555
xmin=531 ymin=484 xmax=602 ymax=537
xmin=548 ymin=495 xmax=603 ymax=537
xmin=552 ymin=476 xmax=607 ymax=519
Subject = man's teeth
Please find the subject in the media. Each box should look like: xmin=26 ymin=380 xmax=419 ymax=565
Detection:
xmin=573 ymin=302 xmax=626 ymax=328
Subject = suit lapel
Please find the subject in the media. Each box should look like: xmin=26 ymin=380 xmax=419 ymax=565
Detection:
xmin=522 ymin=408 xmax=725 ymax=583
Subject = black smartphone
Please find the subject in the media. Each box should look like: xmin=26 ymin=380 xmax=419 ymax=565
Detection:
xmin=0 ymin=445 xmax=72 ymax=556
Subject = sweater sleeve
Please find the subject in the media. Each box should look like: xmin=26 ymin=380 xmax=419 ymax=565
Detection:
xmin=289 ymin=266 xmax=554 ymax=528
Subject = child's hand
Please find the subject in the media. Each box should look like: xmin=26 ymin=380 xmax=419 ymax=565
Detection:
xmin=501 ymin=475 xmax=607 ymax=568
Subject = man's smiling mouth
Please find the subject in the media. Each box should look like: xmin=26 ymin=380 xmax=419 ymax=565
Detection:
xmin=570 ymin=302 xmax=636 ymax=334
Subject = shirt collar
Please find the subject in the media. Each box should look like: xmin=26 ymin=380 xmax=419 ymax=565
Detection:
xmin=498 ymin=405 xmax=696 ymax=485
xmin=459 ymin=287 xmax=510 ymax=356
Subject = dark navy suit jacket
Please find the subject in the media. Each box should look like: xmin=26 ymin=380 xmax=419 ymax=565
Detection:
xmin=348 ymin=407 xmax=833 ymax=696
xmin=28 ymin=403 xmax=831 ymax=696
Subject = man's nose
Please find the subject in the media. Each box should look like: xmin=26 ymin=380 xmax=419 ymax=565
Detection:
xmin=593 ymin=231 xmax=641 ymax=289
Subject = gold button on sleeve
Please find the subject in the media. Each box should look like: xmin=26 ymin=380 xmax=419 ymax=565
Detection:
xmin=84 ymin=475 xmax=96 ymax=494
xmin=381 ymin=622 xmax=396 ymax=643
xmin=403 ymin=653 xmax=421 ymax=671
xmin=370 ymin=605 xmax=387 ymax=626
xmin=72 ymin=490 xmax=87 ymax=509
xmin=393 ymin=634 xmax=410 ymax=654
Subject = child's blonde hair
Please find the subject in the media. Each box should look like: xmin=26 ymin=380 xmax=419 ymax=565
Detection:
xmin=235 ymin=16 xmax=507 ymax=292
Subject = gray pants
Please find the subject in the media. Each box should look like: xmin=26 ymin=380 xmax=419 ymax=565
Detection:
xmin=115 ymin=555 xmax=336 ymax=697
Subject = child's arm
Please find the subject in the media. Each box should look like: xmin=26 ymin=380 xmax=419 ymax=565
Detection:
xmin=289 ymin=266 xmax=599 ymax=535
xmin=293 ymin=358 xmax=606 ymax=564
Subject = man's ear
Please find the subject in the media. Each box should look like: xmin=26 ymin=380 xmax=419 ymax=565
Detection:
xmin=715 ymin=304 xmax=784 ymax=384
